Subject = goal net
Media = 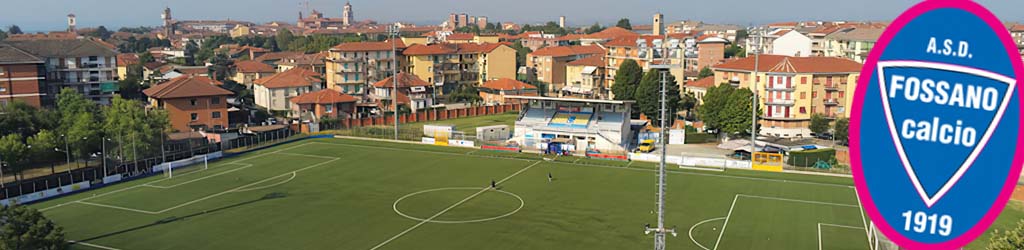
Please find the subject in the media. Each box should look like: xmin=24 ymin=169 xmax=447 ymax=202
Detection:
xmin=867 ymin=221 xmax=899 ymax=250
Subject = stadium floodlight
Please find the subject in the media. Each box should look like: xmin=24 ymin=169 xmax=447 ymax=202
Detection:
xmin=644 ymin=32 xmax=682 ymax=250
xmin=388 ymin=24 xmax=401 ymax=141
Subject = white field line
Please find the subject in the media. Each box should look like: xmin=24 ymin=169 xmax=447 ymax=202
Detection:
xmin=818 ymin=223 xmax=866 ymax=250
xmin=712 ymin=195 xmax=739 ymax=250
xmin=69 ymin=240 xmax=123 ymax=250
xmin=368 ymin=160 xmax=542 ymax=250
xmin=311 ymin=141 xmax=854 ymax=188
xmin=155 ymin=162 xmax=248 ymax=180
xmin=854 ymin=187 xmax=872 ymax=247
xmin=152 ymin=157 xmax=339 ymax=214
xmin=274 ymin=152 xmax=341 ymax=160
xmin=39 ymin=143 xmax=314 ymax=212
xmin=144 ymin=163 xmax=255 ymax=189
xmin=689 ymin=217 xmax=725 ymax=250
xmin=75 ymin=201 xmax=159 ymax=214
xmin=231 ymin=172 xmax=297 ymax=193
xmin=736 ymin=194 xmax=859 ymax=208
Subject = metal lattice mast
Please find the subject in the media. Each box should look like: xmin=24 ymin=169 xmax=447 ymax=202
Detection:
xmin=390 ymin=24 xmax=400 ymax=140
xmin=645 ymin=31 xmax=678 ymax=250
xmin=751 ymin=29 xmax=761 ymax=157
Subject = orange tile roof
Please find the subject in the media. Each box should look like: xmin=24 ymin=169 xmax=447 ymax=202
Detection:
xmin=712 ymin=55 xmax=862 ymax=73
xmin=529 ymin=45 xmax=605 ymax=57
xmin=233 ymin=60 xmax=276 ymax=73
xmin=767 ymin=22 xmax=798 ymax=27
xmin=685 ymin=76 xmax=716 ymax=89
xmin=143 ymin=76 xmax=232 ymax=99
xmin=117 ymin=53 xmax=139 ymax=67
xmin=331 ymin=40 xmax=406 ymax=51
xmin=446 ymin=33 xmax=476 ymax=40
xmin=1011 ymin=24 xmax=1024 ymax=32
xmin=604 ymin=34 xmax=689 ymax=47
xmin=372 ymin=72 xmax=432 ymax=88
xmin=480 ymin=78 xmax=537 ymax=91
xmin=254 ymin=68 xmax=322 ymax=88
xmin=290 ymin=89 xmax=357 ymax=104
xmin=566 ymin=56 xmax=605 ymax=67
xmin=402 ymin=43 xmax=506 ymax=56
xmin=583 ymin=27 xmax=638 ymax=40
xmin=253 ymin=51 xmax=306 ymax=62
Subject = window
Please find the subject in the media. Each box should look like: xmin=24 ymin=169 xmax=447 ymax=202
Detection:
xmin=212 ymin=111 xmax=221 ymax=118
xmin=799 ymin=107 xmax=807 ymax=114
xmin=190 ymin=98 xmax=198 ymax=106
xmin=801 ymin=77 xmax=807 ymax=84
xmin=800 ymin=92 xmax=806 ymax=99
xmin=210 ymin=97 xmax=220 ymax=105
xmin=812 ymin=92 xmax=817 ymax=98
xmin=0 ymin=66 xmax=4 ymax=75
xmin=190 ymin=113 xmax=198 ymax=121
xmin=325 ymin=104 xmax=334 ymax=113
xmin=89 ymin=56 xmax=98 ymax=61
xmin=0 ymin=87 xmax=6 ymax=93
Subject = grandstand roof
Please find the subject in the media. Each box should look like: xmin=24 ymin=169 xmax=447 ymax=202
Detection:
xmin=504 ymin=95 xmax=634 ymax=104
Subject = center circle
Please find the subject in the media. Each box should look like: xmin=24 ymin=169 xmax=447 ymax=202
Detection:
xmin=392 ymin=187 xmax=524 ymax=224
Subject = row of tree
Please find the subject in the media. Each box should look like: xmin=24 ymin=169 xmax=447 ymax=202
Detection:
xmin=0 ymin=89 xmax=169 ymax=184
xmin=609 ymin=59 xmax=689 ymax=126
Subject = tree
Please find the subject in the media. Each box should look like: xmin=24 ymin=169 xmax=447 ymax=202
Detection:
xmin=56 ymin=88 xmax=96 ymax=134
xmin=447 ymin=84 xmax=483 ymax=104
xmin=585 ymin=23 xmax=604 ymax=34
xmin=0 ymin=101 xmax=41 ymax=137
xmin=27 ymin=130 xmax=59 ymax=164
xmin=833 ymin=118 xmax=849 ymax=144
xmin=511 ymin=42 xmax=532 ymax=69
xmin=103 ymin=96 xmax=162 ymax=162
xmin=0 ymin=204 xmax=67 ymax=250
xmin=635 ymin=69 xmax=681 ymax=126
xmin=138 ymin=52 xmax=154 ymax=64
xmin=611 ymin=59 xmax=642 ymax=100
xmin=275 ymin=29 xmax=296 ymax=52
xmin=56 ymin=88 xmax=100 ymax=164
xmin=698 ymin=67 xmax=714 ymax=78
xmin=616 ymin=18 xmax=632 ymax=30
xmin=86 ymin=26 xmax=112 ymax=40
xmin=809 ymin=114 xmax=830 ymax=135
xmin=679 ymin=91 xmax=697 ymax=120
xmin=0 ymin=29 xmax=7 ymax=41
xmin=724 ymin=44 xmax=746 ymax=58
xmin=988 ymin=219 xmax=1024 ymax=250
xmin=699 ymin=84 xmax=753 ymax=135
xmin=262 ymin=38 xmax=278 ymax=52
xmin=7 ymin=25 xmax=22 ymax=35
xmin=0 ymin=134 xmax=29 ymax=181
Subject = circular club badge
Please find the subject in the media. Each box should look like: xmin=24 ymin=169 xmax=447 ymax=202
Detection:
xmin=852 ymin=0 xmax=1024 ymax=248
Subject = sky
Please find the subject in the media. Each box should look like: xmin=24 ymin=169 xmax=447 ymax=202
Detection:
xmin=2 ymin=0 xmax=1023 ymax=32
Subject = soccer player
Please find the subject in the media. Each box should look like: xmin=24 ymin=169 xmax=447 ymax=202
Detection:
xmin=548 ymin=173 xmax=553 ymax=182
xmin=491 ymin=180 xmax=496 ymax=188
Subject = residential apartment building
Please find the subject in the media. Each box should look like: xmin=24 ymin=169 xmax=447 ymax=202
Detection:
xmin=253 ymin=68 xmax=322 ymax=116
xmin=0 ymin=44 xmax=45 ymax=107
xmin=326 ymin=40 xmax=405 ymax=96
xmin=564 ymin=56 xmax=606 ymax=99
xmin=403 ymin=43 xmax=516 ymax=94
xmin=526 ymin=45 xmax=605 ymax=94
xmin=5 ymin=39 xmax=119 ymax=105
xmin=604 ymin=35 xmax=688 ymax=96
xmin=711 ymin=55 xmax=862 ymax=138
xmin=370 ymin=73 xmax=434 ymax=112
xmin=230 ymin=60 xmax=276 ymax=87
xmin=823 ymin=27 xmax=884 ymax=63
xmin=116 ymin=53 xmax=139 ymax=81
xmin=290 ymin=88 xmax=358 ymax=120
xmin=695 ymin=36 xmax=729 ymax=71
xmin=143 ymin=76 xmax=232 ymax=132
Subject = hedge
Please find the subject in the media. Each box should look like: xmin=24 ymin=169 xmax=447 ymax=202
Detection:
xmin=787 ymin=148 xmax=837 ymax=167
xmin=684 ymin=133 xmax=718 ymax=144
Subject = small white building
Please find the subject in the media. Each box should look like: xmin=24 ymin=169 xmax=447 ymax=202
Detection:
xmin=253 ymin=68 xmax=322 ymax=116
xmin=770 ymin=30 xmax=813 ymax=57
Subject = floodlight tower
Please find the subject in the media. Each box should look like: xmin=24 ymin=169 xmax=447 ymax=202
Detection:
xmin=643 ymin=29 xmax=682 ymax=250
xmin=388 ymin=24 xmax=401 ymax=140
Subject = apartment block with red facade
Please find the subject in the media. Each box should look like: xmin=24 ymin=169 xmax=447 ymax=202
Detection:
xmin=143 ymin=76 xmax=233 ymax=132
xmin=0 ymin=44 xmax=45 ymax=108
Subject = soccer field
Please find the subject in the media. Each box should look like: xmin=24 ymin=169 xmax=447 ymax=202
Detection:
xmin=34 ymin=137 xmax=871 ymax=250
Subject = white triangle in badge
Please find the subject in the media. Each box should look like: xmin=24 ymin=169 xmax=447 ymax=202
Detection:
xmin=876 ymin=60 xmax=1016 ymax=208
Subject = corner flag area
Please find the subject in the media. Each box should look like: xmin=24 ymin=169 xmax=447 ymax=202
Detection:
xmin=34 ymin=137 xmax=871 ymax=249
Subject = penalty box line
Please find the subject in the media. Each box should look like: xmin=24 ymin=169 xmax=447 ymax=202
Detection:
xmin=368 ymin=160 xmax=542 ymax=250
xmin=143 ymin=152 xmax=332 ymax=189
xmin=712 ymin=194 xmax=861 ymax=250
xmin=76 ymin=156 xmax=340 ymax=215
xmin=817 ymin=223 xmax=865 ymax=250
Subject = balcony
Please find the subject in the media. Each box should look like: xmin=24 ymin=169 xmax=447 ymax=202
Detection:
xmin=824 ymin=99 xmax=839 ymax=106
xmin=765 ymin=99 xmax=795 ymax=106
xmin=824 ymin=84 xmax=841 ymax=91
xmin=765 ymin=85 xmax=795 ymax=91
xmin=339 ymin=67 xmax=363 ymax=73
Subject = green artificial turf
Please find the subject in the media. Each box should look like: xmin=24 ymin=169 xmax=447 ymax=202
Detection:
xmin=31 ymin=137 xmax=1019 ymax=249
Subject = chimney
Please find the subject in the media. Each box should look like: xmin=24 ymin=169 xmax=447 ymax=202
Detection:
xmin=559 ymin=16 xmax=566 ymax=28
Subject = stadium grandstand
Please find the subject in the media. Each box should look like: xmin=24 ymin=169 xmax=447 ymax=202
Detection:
xmin=508 ymin=96 xmax=634 ymax=153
